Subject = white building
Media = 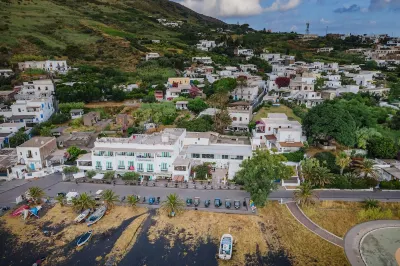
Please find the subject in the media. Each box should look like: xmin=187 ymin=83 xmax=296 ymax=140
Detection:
xmin=1 ymin=97 xmax=55 ymax=124
xmin=239 ymin=64 xmax=257 ymax=72
xmin=317 ymin=47 xmax=334 ymax=53
xmin=18 ymin=60 xmax=68 ymax=74
xmin=196 ymin=40 xmax=216 ymax=51
xmin=252 ymin=113 xmax=304 ymax=153
xmin=227 ymin=102 xmax=252 ymax=132
xmin=230 ymin=86 xmax=259 ymax=102
xmin=146 ymin=53 xmax=160 ymax=61
xmin=0 ymin=69 xmax=13 ymax=78
xmin=15 ymin=79 xmax=54 ymax=100
xmin=0 ymin=122 xmax=27 ymax=149
xmin=192 ymin=57 xmax=213 ymax=65
xmin=176 ymin=101 xmax=188 ymax=110
xmin=260 ymin=53 xmax=281 ymax=62
xmin=235 ymin=48 xmax=254 ymax=57
xmin=17 ymin=137 xmax=57 ymax=170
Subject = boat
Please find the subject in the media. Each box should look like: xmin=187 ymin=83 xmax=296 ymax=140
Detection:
xmin=77 ymin=230 xmax=93 ymax=247
xmin=11 ymin=205 xmax=29 ymax=217
xmin=219 ymin=234 xmax=233 ymax=260
xmin=74 ymin=209 xmax=90 ymax=223
xmin=87 ymin=205 xmax=107 ymax=226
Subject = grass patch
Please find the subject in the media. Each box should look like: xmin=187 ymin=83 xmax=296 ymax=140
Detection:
xmin=302 ymin=201 xmax=400 ymax=238
xmin=253 ymin=105 xmax=302 ymax=122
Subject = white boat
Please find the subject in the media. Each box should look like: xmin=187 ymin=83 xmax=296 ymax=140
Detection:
xmin=74 ymin=209 xmax=90 ymax=223
xmin=87 ymin=205 xmax=107 ymax=226
xmin=77 ymin=230 xmax=93 ymax=247
xmin=218 ymin=234 xmax=233 ymax=260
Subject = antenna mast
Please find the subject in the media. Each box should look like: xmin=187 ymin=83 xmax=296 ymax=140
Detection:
xmin=306 ymin=22 xmax=310 ymax=35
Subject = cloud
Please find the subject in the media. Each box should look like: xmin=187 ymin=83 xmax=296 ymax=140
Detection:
xmin=290 ymin=25 xmax=298 ymax=31
xmin=369 ymin=0 xmax=400 ymax=11
xmin=334 ymin=4 xmax=361 ymax=13
xmin=369 ymin=20 xmax=377 ymax=24
xmin=175 ymin=0 xmax=301 ymax=17
xmin=320 ymin=18 xmax=331 ymax=24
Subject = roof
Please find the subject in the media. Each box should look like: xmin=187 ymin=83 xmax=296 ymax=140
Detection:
xmin=173 ymin=157 xmax=191 ymax=166
xmin=176 ymin=101 xmax=188 ymax=104
xmin=77 ymin=153 xmax=92 ymax=161
xmin=9 ymin=115 xmax=36 ymax=120
xmin=186 ymin=132 xmax=216 ymax=139
xmin=186 ymin=144 xmax=252 ymax=156
xmin=70 ymin=109 xmax=83 ymax=113
xmin=265 ymin=135 xmax=277 ymax=141
xmin=0 ymin=122 xmax=25 ymax=128
xmin=279 ymin=142 xmax=304 ymax=148
xmin=18 ymin=137 xmax=55 ymax=148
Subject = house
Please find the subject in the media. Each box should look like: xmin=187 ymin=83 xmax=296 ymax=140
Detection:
xmin=0 ymin=122 xmax=27 ymax=149
xmin=14 ymin=79 xmax=54 ymax=100
xmin=252 ymin=113 xmax=305 ymax=153
xmin=56 ymin=132 xmax=93 ymax=148
xmin=239 ymin=64 xmax=257 ymax=72
xmin=83 ymin=112 xmax=100 ymax=126
xmin=116 ymin=114 xmax=128 ymax=126
xmin=230 ymin=85 xmax=260 ymax=102
xmin=152 ymin=40 xmax=161 ymax=44
xmin=17 ymin=137 xmax=57 ymax=170
xmin=0 ymin=91 xmax=17 ymax=101
xmin=154 ymin=90 xmax=164 ymax=101
xmin=227 ymin=102 xmax=252 ymax=132
xmin=0 ymin=149 xmax=19 ymax=180
xmin=1 ymin=97 xmax=55 ymax=125
xmin=146 ymin=53 xmax=160 ymax=61
xmin=176 ymin=101 xmax=188 ymax=110
xmin=192 ymin=57 xmax=213 ymax=64
xmin=70 ymin=109 xmax=84 ymax=119
xmin=165 ymin=78 xmax=204 ymax=101
xmin=18 ymin=60 xmax=68 ymax=74
xmin=0 ymin=69 xmax=13 ymax=78
xmin=234 ymin=48 xmax=254 ymax=57
xmin=260 ymin=53 xmax=281 ymax=62
xmin=196 ymin=40 xmax=216 ymax=51
xmin=317 ymin=47 xmax=334 ymax=53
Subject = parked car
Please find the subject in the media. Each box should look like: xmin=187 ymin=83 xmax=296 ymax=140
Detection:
xmin=204 ymin=200 xmax=211 ymax=207
xmin=194 ymin=197 xmax=200 ymax=207
xmin=214 ymin=198 xmax=222 ymax=208
xmin=234 ymin=200 xmax=240 ymax=209
xmin=186 ymin=198 xmax=193 ymax=206
xmin=225 ymin=199 xmax=231 ymax=209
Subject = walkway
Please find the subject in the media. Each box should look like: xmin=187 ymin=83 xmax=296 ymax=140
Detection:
xmin=344 ymin=220 xmax=400 ymax=266
xmin=285 ymin=202 xmax=344 ymax=247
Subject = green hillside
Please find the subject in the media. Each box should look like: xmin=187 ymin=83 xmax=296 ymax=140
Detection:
xmin=0 ymin=0 xmax=226 ymax=70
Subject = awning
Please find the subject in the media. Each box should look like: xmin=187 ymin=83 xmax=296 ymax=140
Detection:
xmin=173 ymin=175 xmax=184 ymax=182
xmin=73 ymin=172 xmax=85 ymax=179
xmin=93 ymin=173 xmax=104 ymax=180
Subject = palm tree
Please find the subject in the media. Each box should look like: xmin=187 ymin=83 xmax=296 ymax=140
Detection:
xmin=358 ymin=159 xmax=377 ymax=179
xmin=293 ymin=182 xmax=319 ymax=206
xmin=72 ymin=193 xmax=95 ymax=212
xmin=127 ymin=195 xmax=139 ymax=208
xmin=309 ymin=166 xmax=333 ymax=188
xmin=28 ymin=186 xmax=45 ymax=203
xmin=161 ymin=193 xmax=185 ymax=217
xmin=335 ymin=152 xmax=352 ymax=175
xmin=55 ymin=194 xmax=66 ymax=207
xmin=101 ymin=189 xmax=119 ymax=209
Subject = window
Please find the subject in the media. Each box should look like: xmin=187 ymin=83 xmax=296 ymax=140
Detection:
xmin=106 ymin=162 xmax=113 ymax=170
xmin=18 ymin=108 xmax=21 ymax=112
xmin=118 ymin=161 xmax=125 ymax=169
xmin=161 ymin=152 xmax=170 ymax=157
xmin=202 ymin=154 xmax=214 ymax=159
xmin=222 ymin=155 xmax=229 ymax=159
xmin=268 ymin=127 xmax=271 ymax=131
xmin=137 ymin=163 xmax=143 ymax=171
xmin=96 ymin=161 xmax=102 ymax=170
xmin=239 ymin=117 xmax=242 ymax=121
xmin=127 ymin=152 xmax=134 ymax=156
xmin=147 ymin=164 xmax=154 ymax=172
xmin=128 ymin=161 xmax=134 ymax=167
xmin=161 ymin=163 xmax=168 ymax=171
xmin=192 ymin=154 xmax=200 ymax=158
xmin=232 ymin=117 xmax=237 ymax=121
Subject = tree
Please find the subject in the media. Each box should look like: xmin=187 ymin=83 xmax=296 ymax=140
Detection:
xmin=367 ymin=136 xmax=397 ymax=159
xmin=390 ymin=111 xmax=400 ymax=130
xmin=86 ymin=170 xmax=96 ymax=179
xmin=161 ymin=193 xmax=185 ymax=216
xmin=193 ymin=163 xmax=211 ymax=180
xmin=66 ymin=146 xmax=86 ymax=161
xmin=187 ymin=98 xmax=208 ymax=114
xmin=335 ymin=152 xmax=352 ymax=175
xmin=355 ymin=128 xmax=382 ymax=149
xmin=213 ymin=109 xmax=232 ymax=134
xmin=213 ymin=78 xmax=237 ymax=93
xmin=104 ymin=171 xmax=115 ymax=180
xmin=55 ymin=194 xmax=66 ymax=207
xmin=234 ymin=150 xmax=293 ymax=206
xmin=357 ymin=159 xmax=377 ymax=179
xmin=58 ymin=102 xmax=85 ymax=114
xmin=293 ymin=182 xmax=318 ymax=206
xmin=28 ymin=187 xmax=45 ymax=203
xmin=176 ymin=116 xmax=214 ymax=132
xmin=72 ymin=193 xmax=96 ymax=212
xmin=111 ymin=88 xmax=126 ymax=102
xmin=63 ymin=166 xmax=79 ymax=176
xmin=314 ymin=78 xmax=325 ymax=91
xmin=314 ymin=152 xmax=340 ymax=174
xmin=122 ymin=172 xmax=140 ymax=181
xmin=274 ymin=77 xmax=290 ymax=88
xmin=127 ymin=195 xmax=139 ymax=208
xmin=39 ymin=127 xmax=52 ymax=137
xmin=9 ymin=130 xmax=29 ymax=148
xmin=208 ymin=92 xmax=229 ymax=109
xmin=302 ymin=103 xmax=357 ymax=147
xmin=101 ymin=189 xmax=119 ymax=209
xmin=363 ymin=60 xmax=378 ymax=70
xmin=301 ymin=158 xmax=333 ymax=187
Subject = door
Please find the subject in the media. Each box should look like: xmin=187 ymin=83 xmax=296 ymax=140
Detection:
xmin=30 ymin=163 xmax=35 ymax=170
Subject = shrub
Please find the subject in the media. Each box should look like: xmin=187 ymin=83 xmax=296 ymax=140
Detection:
xmin=379 ymin=179 xmax=400 ymax=190
xmin=122 ymin=172 xmax=140 ymax=181
xmin=314 ymin=152 xmax=340 ymax=174
xmin=283 ymin=150 xmax=305 ymax=162
xmin=357 ymin=207 xmax=393 ymax=222
xmin=85 ymin=170 xmax=96 ymax=179
xmin=103 ymin=171 xmax=115 ymax=180
xmin=363 ymin=198 xmax=379 ymax=209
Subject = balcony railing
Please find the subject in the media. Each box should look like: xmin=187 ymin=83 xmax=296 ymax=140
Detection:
xmin=146 ymin=169 xmax=154 ymax=172
xmin=118 ymin=166 xmax=125 ymax=170
xmin=137 ymin=169 xmax=144 ymax=172
xmin=106 ymin=167 xmax=113 ymax=170
xmin=95 ymin=166 xmax=102 ymax=170
xmin=161 ymin=168 xmax=168 ymax=172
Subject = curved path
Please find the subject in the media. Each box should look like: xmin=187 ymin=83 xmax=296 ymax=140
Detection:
xmin=285 ymin=202 xmax=344 ymax=247
xmin=344 ymin=220 xmax=400 ymax=266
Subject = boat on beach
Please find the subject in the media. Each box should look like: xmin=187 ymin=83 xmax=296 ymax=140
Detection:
xmin=74 ymin=209 xmax=90 ymax=223
xmin=219 ymin=234 xmax=233 ymax=260
xmin=77 ymin=230 xmax=93 ymax=247
xmin=87 ymin=205 xmax=107 ymax=226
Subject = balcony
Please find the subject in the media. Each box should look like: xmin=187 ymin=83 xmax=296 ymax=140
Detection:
xmin=96 ymin=166 xmax=102 ymax=170
xmin=146 ymin=169 xmax=154 ymax=173
xmin=137 ymin=169 xmax=144 ymax=172
xmin=161 ymin=168 xmax=169 ymax=172
xmin=118 ymin=166 xmax=126 ymax=170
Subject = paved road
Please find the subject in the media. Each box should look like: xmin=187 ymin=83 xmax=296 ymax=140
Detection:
xmin=344 ymin=220 xmax=400 ymax=266
xmin=286 ymin=202 xmax=344 ymax=247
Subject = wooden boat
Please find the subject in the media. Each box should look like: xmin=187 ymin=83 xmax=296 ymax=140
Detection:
xmin=87 ymin=205 xmax=107 ymax=226
xmin=76 ymin=230 xmax=92 ymax=247
xmin=74 ymin=209 xmax=90 ymax=223
xmin=218 ymin=234 xmax=233 ymax=260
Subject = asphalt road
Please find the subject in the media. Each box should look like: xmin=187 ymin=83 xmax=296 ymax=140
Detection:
xmin=1 ymin=174 xmax=400 ymax=208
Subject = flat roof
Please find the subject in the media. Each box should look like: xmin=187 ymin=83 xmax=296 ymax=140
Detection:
xmin=186 ymin=144 xmax=252 ymax=156
xmin=18 ymin=137 xmax=55 ymax=148
xmin=77 ymin=153 xmax=92 ymax=161
xmin=0 ymin=122 xmax=25 ymax=127
xmin=9 ymin=115 xmax=36 ymax=120
xmin=70 ymin=109 xmax=83 ymax=112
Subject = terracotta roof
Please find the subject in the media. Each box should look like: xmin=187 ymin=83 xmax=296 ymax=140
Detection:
xmin=265 ymin=135 xmax=277 ymax=141
xmin=279 ymin=142 xmax=304 ymax=147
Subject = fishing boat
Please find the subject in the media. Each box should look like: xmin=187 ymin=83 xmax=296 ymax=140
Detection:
xmin=11 ymin=205 xmax=29 ymax=217
xmin=76 ymin=230 xmax=93 ymax=247
xmin=74 ymin=209 xmax=90 ymax=223
xmin=87 ymin=205 xmax=107 ymax=226
xmin=218 ymin=234 xmax=233 ymax=260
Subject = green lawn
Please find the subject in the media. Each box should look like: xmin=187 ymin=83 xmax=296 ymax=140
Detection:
xmin=253 ymin=105 xmax=302 ymax=123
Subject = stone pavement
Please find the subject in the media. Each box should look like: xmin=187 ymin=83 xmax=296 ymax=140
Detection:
xmin=285 ymin=201 xmax=344 ymax=247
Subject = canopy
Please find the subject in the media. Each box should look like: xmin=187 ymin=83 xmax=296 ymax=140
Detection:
xmin=95 ymin=190 xmax=103 ymax=195
xmin=92 ymin=173 xmax=104 ymax=180
xmin=173 ymin=175 xmax=184 ymax=182
xmin=73 ymin=172 xmax=85 ymax=179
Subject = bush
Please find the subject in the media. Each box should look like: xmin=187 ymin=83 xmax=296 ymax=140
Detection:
xmin=50 ymin=113 xmax=70 ymax=124
xmin=122 ymin=172 xmax=140 ymax=181
xmin=283 ymin=150 xmax=304 ymax=162
xmin=367 ymin=136 xmax=397 ymax=159
xmin=314 ymin=152 xmax=340 ymax=174
xmin=357 ymin=207 xmax=393 ymax=222
xmin=85 ymin=170 xmax=96 ymax=179
xmin=363 ymin=198 xmax=379 ymax=209
xmin=103 ymin=171 xmax=115 ymax=180
xmin=327 ymin=175 xmax=377 ymax=189
xmin=379 ymin=179 xmax=400 ymax=190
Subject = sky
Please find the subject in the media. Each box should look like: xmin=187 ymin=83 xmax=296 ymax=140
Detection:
xmin=172 ymin=0 xmax=400 ymax=36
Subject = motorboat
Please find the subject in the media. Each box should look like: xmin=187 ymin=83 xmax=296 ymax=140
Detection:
xmin=77 ymin=230 xmax=93 ymax=247
xmin=87 ymin=205 xmax=107 ymax=226
xmin=74 ymin=209 xmax=90 ymax=223
xmin=218 ymin=234 xmax=233 ymax=260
